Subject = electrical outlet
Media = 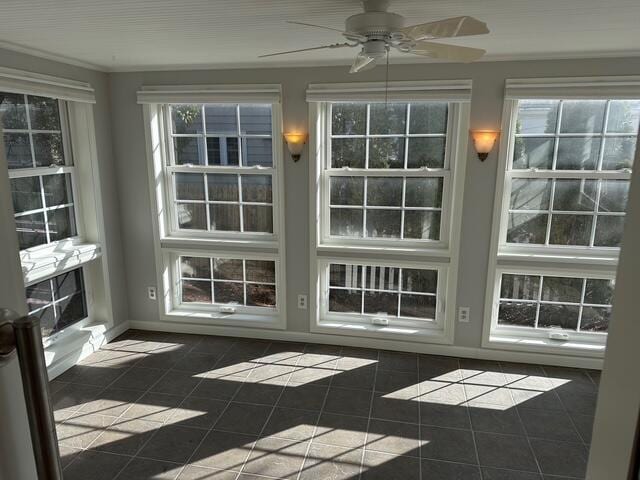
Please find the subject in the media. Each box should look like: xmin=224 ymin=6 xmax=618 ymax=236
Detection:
xmin=148 ymin=286 xmax=157 ymax=300
xmin=458 ymin=306 xmax=470 ymax=323
xmin=297 ymin=294 xmax=308 ymax=309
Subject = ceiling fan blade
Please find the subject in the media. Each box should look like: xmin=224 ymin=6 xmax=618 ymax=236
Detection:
xmin=259 ymin=42 xmax=353 ymax=58
xmin=401 ymin=16 xmax=489 ymax=40
xmin=349 ymin=53 xmax=377 ymax=73
xmin=408 ymin=41 xmax=486 ymax=62
xmin=286 ymin=20 xmax=368 ymax=42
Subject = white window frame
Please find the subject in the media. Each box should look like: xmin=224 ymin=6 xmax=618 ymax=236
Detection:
xmin=0 ymin=67 xmax=115 ymax=351
xmin=139 ymin=84 xmax=287 ymax=330
xmin=483 ymin=76 xmax=640 ymax=356
xmin=308 ymin=80 xmax=471 ymax=343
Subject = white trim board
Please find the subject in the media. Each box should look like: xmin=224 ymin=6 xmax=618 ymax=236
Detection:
xmin=46 ymin=320 xmax=130 ymax=380
xmin=128 ymin=320 xmax=604 ymax=370
xmin=0 ymin=66 xmax=95 ymax=103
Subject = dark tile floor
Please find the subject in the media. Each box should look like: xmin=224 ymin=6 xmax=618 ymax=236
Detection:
xmin=50 ymin=330 xmax=599 ymax=480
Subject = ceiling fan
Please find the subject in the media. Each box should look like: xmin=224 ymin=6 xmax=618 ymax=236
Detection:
xmin=259 ymin=0 xmax=490 ymax=73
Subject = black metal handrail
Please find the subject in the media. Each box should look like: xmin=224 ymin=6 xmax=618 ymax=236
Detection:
xmin=0 ymin=308 xmax=63 ymax=480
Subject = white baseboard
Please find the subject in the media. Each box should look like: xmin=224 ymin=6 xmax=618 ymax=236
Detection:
xmin=128 ymin=319 xmax=603 ymax=370
xmin=46 ymin=320 xmax=130 ymax=380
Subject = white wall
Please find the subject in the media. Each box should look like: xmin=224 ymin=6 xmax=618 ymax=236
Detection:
xmin=109 ymin=57 xmax=640 ymax=358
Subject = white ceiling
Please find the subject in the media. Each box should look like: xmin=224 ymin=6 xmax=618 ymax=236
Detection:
xmin=1 ymin=0 xmax=640 ymax=71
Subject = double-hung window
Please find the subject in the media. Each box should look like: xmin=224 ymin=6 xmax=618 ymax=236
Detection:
xmin=484 ymin=77 xmax=640 ymax=354
xmin=139 ymin=85 xmax=285 ymax=328
xmin=308 ymin=81 xmax=471 ymax=342
xmin=0 ymin=68 xmax=109 ymax=343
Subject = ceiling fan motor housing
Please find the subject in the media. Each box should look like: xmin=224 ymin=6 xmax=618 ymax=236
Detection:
xmin=345 ymin=11 xmax=404 ymax=39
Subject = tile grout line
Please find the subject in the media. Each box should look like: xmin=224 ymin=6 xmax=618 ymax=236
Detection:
xmin=174 ymin=339 xmax=271 ymax=480
xmin=234 ymin=344 xmax=306 ymax=480
xmin=460 ymin=358 xmax=484 ymax=480
xmin=416 ymin=353 xmax=423 ymax=480
xmin=294 ymin=345 xmax=341 ymax=480
xmin=356 ymin=348 xmax=380 ymax=480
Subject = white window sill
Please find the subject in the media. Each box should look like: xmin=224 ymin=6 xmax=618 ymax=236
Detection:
xmin=21 ymin=240 xmax=101 ymax=285
xmin=43 ymin=319 xmax=110 ymax=369
xmin=486 ymin=332 xmax=606 ymax=358
xmin=160 ymin=236 xmax=279 ymax=252
xmin=313 ymin=319 xmax=452 ymax=344
xmin=164 ymin=308 xmax=285 ymax=330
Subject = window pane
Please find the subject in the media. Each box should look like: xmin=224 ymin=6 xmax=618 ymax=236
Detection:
xmin=329 ymin=289 xmax=362 ymax=313
xmin=556 ymin=137 xmax=600 ymax=170
xmin=176 ymin=203 xmax=206 ymax=230
xmin=332 ymin=138 xmax=365 ymax=168
xmin=213 ymin=259 xmax=243 ymax=281
xmin=16 ymin=212 xmax=46 ymax=249
xmin=369 ymin=103 xmax=406 ymax=134
xmin=500 ymin=274 xmax=540 ymax=300
xmin=369 ymin=138 xmax=404 ymax=169
xmin=36 ymin=307 xmax=56 ymax=338
xmin=176 ymin=173 xmax=205 ymax=201
xmin=332 ymin=103 xmax=366 ymax=135
xmin=0 ymin=92 xmax=27 ymax=129
xmin=594 ymin=215 xmax=625 ymax=247
xmin=172 ymin=105 xmax=203 ymax=134
xmin=541 ymin=276 xmax=582 ymax=303
xmin=329 ymin=264 xmax=362 ymax=288
xmin=506 ymin=213 xmax=547 ymax=244
xmin=246 ymin=284 xmax=276 ymax=307
xmin=207 ymin=174 xmax=238 ymax=201
xmin=580 ymin=306 xmax=611 ymax=332
xmin=55 ymin=293 xmax=87 ymax=332
xmin=409 ymin=103 xmax=447 ymax=134
xmin=246 ymin=260 xmax=276 ymax=283
xmin=365 ymin=266 xmax=400 ymax=291
xmin=214 ymin=282 xmax=244 ymax=304
xmin=54 ymin=269 xmax=83 ymax=298
xmin=512 ymin=137 xmax=554 ymax=170
xmin=204 ymin=105 xmax=237 ymax=133
xmin=602 ymin=137 xmax=636 ymax=170
xmin=606 ymin=100 xmax=640 ymax=134
xmin=26 ymin=279 xmax=53 ymax=312
xmin=510 ymin=179 xmax=551 ymax=211
xmin=366 ymin=177 xmax=402 ymax=206
xmin=43 ymin=173 xmax=74 ymax=207
xmin=598 ymin=180 xmax=629 ymax=212
xmin=243 ymin=138 xmax=272 ymax=166
xmin=10 ymin=177 xmax=42 ymax=213
xmin=239 ymin=105 xmax=272 ymax=135
xmin=181 ymin=257 xmax=211 ymax=279
xmin=174 ymin=137 xmax=205 ymax=165
xmin=405 ymin=178 xmax=443 ymax=208
xmin=48 ymin=207 xmax=77 ymax=242
xmin=584 ymin=279 xmax=614 ymax=305
xmin=330 ymin=177 xmax=364 ymax=205
xmin=560 ymin=100 xmax=606 ymax=133
xmin=498 ymin=302 xmax=537 ymax=327
xmin=330 ymin=209 xmax=363 ymax=237
xmin=402 ymin=269 xmax=437 ymax=293
xmin=241 ymin=175 xmax=272 ymax=203
xmin=403 ymin=211 xmax=440 ymax=240
xmin=366 ymin=209 xmax=401 ymax=238
xmin=4 ymin=133 xmax=32 ymax=169
xmin=210 ymin=204 xmax=240 ymax=231
xmin=207 ymin=137 xmax=239 ymax=166
xmin=28 ymin=95 xmax=61 ymax=130
xmin=549 ymin=214 xmax=592 ymax=245
xmin=538 ymin=304 xmax=579 ymax=330
xmin=516 ymin=100 xmax=559 ymax=134
xmin=182 ymin=280 xmax=212 ymax=303
xmin=407 ymin=137 xmax=445 ymax=168
xmin=552 ymin=179 xmax=597 ymax=212
xmin=400 ymin=294 xmax=436 ymax=319
xmin=33 ymin=133 xmax=64 ymax=167
xmin=364 ymin=292 xmax=398 ymax=315
xmin=242 ymin=205 xmax=273 ymax=232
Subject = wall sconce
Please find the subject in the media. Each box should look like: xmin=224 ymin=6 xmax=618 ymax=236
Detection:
xmin=284 ymin=132 xmax=308 ymax=162
xmin=471 ymin=130 xmax=500 ymax=161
